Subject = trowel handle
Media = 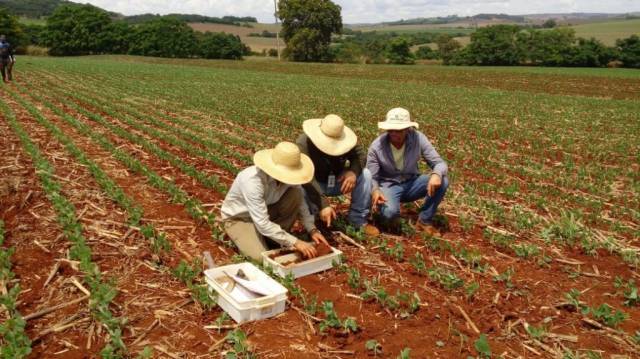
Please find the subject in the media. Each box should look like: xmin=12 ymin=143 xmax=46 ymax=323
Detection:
xmin=203 ymin=251 xmax=216 ymax=269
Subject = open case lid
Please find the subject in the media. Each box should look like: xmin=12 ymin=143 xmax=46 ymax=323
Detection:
xmin=204 ymin=262 xmax=288 ymax=309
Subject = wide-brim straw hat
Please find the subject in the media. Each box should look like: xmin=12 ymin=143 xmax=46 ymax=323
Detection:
xmin=254 ymin=142 xmax=314 ymax=185
xmin=378 ymin=107 xmax=419 ymax=131
xmin=303 ymin=114 xmax=357 ymax=156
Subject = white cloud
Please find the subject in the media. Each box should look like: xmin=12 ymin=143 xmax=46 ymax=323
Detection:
xmin=81 ymin=0 xmax=640 ymax=23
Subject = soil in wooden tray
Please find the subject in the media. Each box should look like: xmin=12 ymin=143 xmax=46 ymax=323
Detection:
xmin=270 ymin=242 xmax=335 ymax=267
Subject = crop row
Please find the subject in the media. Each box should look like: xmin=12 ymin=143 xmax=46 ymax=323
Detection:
xmin=28 ymin=70 xmax=257 ymax=168
xmin=0 ymin=98 xmax=126 ymax=357
xmin=8 ymin=58 xmax=639 ymax=356
xmin=0 ymin=220 xmax=32 ymax=358
xmin=31 ymin=69 xmax=267 ymax=153
xmin=11 ymin=85 xmax=225 ymax=243
xmin=30 ymin=67 xmax=637 ymax=224
xmin=2 ymin=88 xmax=228 ymax=355
xmin=21 ymin=66 xmax=639 ymax=269
xmin=29 ymin=65 xmax=639 ymax=228
xmin=6 ymin=86 xmax=224 ymax=298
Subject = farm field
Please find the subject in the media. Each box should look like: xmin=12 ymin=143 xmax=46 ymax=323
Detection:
xmin=0 ymin=55 xmax=639 ymax=358
xmin=189 ymin=22 xmax=285 ymax=53
xmin=569 ymin=19 xmax=640 ymax=46
xmin=348 ymin=24 xmax=476 ymax=35
xmin=356 ymin=18 xmax=640 ymax=49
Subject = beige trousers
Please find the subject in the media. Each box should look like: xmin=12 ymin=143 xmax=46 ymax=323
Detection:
xmin=224 ymin=188 xmax=301 ymax=261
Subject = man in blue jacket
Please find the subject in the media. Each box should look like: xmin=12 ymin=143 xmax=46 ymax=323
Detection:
xmin=0 ymin=35 xmax=14 ymax=82
xmin=366 ymin=108 xmax=449 ymax=235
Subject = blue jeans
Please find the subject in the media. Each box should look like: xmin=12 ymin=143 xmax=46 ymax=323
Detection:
xmin=378 ymin=174 xmax=449 ymax=224
xmin=307 ymin=168 xmax=372 ymax=227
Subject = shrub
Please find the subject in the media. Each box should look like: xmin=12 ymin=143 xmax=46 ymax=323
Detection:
xmin=385 ymin=37 xmax=415 ymax=64
xmin=415 ymin=45 xmax=439 ymax=60
xmin=25 ymin=45 xmax=49 ymax=56
xmin=466 ymin=24 xmax=522 ymax=65
xmin=616 ymin=35 xmax=640 ymax=68
xmin=44 ymin=3 xmax=113 ymax=56
xmin=0 ymin=8 xmax=25 ymax=49
xmin=436 ymin=34 xmax=462 ymax=65
xmin=128 ymin=17 xmax=198 ymax=58
xmin=199 ymin=32 xmax=246 ymax=59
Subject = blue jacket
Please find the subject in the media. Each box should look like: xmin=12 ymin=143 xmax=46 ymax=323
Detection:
xmin=0 ymin=41 xmax=13 ymax=59
xmin=366 ymin=129 xmax=448 ymax=190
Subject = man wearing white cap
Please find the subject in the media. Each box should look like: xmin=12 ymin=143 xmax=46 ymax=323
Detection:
xmin=297 ymin=114 xmax=378 ymax=234
xmin=366 ymin=108 xmax=449 ymax=235
xmin=221 ymin=142 xmax=329 ymax=261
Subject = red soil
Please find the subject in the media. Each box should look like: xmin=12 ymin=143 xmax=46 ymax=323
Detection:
xmin=1 ymin=72 xmax=637 ymax=358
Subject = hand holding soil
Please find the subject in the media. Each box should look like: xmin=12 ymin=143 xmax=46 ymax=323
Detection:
xmin=294 ymin=239 xmax=317 ymax=259
xmin=315 ymin=242 xmax=333 ymax=257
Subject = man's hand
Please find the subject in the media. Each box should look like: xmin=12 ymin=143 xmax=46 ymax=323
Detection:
xmin=371 ymin=189 xmax=386 ymax=212
xmin=294 ymin=240 xmax=317 ymax=259
xmin=338 ymin=171 xmax=357 ymax=194
xmin=428 ymin=173 xmax=442 ymax=197
xmin=310 ymin=230 xmax=329 ymax=246
xmin=319 ymin=206 xmax=337 ymax=227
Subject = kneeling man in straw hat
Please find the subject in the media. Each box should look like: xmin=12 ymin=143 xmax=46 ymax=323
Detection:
xmin=221 ymin=142 xmax=329 ymax=261
xmin=297 ymin=114 xmax=378 ymax=235
xmin=366 ymin=108 xmax=449 ymax=235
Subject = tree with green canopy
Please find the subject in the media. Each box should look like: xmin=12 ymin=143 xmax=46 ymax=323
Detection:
xmin=415 ymin=45 xmax=438 ymax=60
xmin=465 ymin=24 xmax=522 ymax=65
xmin=616 ymin=35 xmax=640 ymax=68
xmin=127 ymin=17 xmax=198 ymax=58
xmin=43 ymin=3 xmax=113 ymax=56
xmin=516 ymin=27 xmax=575 ymax=66
xmin=198 ymin=32 xmax=247 ymax=59
xmin=436 ymin=34 xmax=462 ymax=65
xmin=385 ymin=37 xmax=415 ymax=64
xmin=278 ymin=0 xmax=342 ymax=62
xmin=566 ymin=37 xmax=615 ymax=67
xmin=0 ymin=7 xmax=24 ymax=49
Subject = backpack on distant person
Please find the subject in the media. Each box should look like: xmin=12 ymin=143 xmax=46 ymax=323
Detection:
xmin=0 ymin=44 xmax=9 ymax=58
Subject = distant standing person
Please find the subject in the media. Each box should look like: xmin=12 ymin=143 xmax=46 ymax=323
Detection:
xmin=296 ymin=114 xmax=379 ymax=235
xmin=366 ymin=108 xmax=449 ymax=235
xmin=220 ymin=142 xmax=329 ymax=261
xmin=0 ymin=35 xmax=15 ymax=83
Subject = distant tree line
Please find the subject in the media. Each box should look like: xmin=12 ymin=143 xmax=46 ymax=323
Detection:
xmin=276 ymin=0 xmax=639 ymax=68
xmin=331 ymin=30 xmax=468 ymax=64
xmin=3 ymin=1 xmax=638 ymax=69
xmin=0 ymin=0 xmax=257 ymax=25
xmin=123 ymin=14 xmax=257 ymax=26
xmin=385 ymin=14 xmax=526 ymax=26
xmin=0 ymin=7 xmax=23 ymax=46
xmin=248 ymin=30 xmax=278 ymax=38
xmin=2 ymin=4 xmax=249 ymax=59
xmin=0 ymin=0 xmax=71 ymax=18
xmin=441 ymin=25 xmax=639 ymax=68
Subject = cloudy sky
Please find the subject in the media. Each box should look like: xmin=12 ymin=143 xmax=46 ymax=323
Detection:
xmin=81 ymin=0 xmax=640 ymax=23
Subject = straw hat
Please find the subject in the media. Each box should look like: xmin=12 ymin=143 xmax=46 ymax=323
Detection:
xmin=254 ymin=142 xmax=314 ymax=185
xmin=303 ymin=114 xmax=357 ymax=156
xmin=378 ymin=108 xmax=419 ymax=131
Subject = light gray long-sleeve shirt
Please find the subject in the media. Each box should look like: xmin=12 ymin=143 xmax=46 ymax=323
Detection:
xmin=220 ymin=166 xmax=316 ymax=247
xmin=366 ymin=129 xmax=448 ymax=191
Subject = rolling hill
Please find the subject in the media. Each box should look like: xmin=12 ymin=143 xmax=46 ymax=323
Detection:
xmin=0 ymin=0 xmax=71 ymax=18
xmin=570 ymin=18 xmax=640 ymax=45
